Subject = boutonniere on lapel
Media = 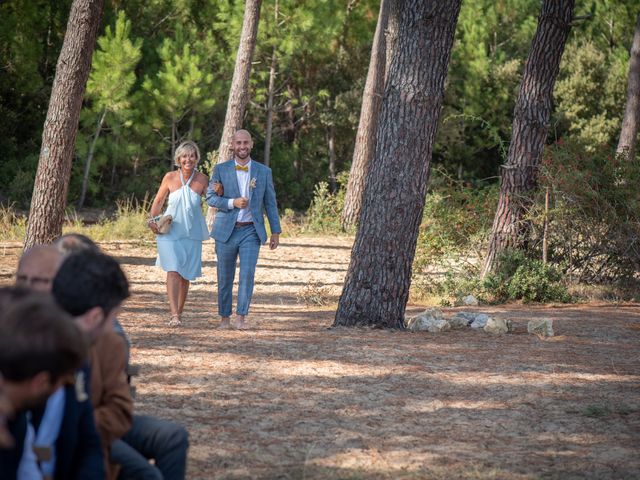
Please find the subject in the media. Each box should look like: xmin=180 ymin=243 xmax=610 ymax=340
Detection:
xmin=250 ymin=177 xmax=257 ymax=189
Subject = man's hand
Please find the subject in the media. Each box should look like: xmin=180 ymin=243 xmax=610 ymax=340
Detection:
xmin=233 ymin=197 xmax=248 ymax=209
xmin=269 ymin=233 xmax=280 ymax=250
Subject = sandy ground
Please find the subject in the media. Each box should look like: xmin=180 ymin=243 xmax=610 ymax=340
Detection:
xmin=1 ymin=236 xmax=639 ymax=480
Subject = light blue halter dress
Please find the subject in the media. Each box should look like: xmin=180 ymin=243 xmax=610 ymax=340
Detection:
xmin=155 ymin=170 xmax=209 ymax=281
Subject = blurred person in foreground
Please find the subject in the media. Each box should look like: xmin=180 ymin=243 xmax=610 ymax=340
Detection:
xmin=0 ymin=293 xmax=88 ymax=479
xmin=14 ymin=246 xmax=105 ymax=480
xmin=53 ymin=250 xmax=133 ymax=480
xmin=55 ymin=233 xmax=190 ymax=480
xmin=54 ymin=248 xmax=189 ymax=480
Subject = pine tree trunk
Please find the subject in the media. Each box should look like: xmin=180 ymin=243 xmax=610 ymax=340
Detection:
xmin=334 ymin=0 xmax=462 ymax=329
xmin=341 ymin=0 xmax=390 ymax=228
xmin=216 ymin=0 xmax=262 ymax=162
xmin=77 ymin=108 xmax=106 ymax=208
xmin=264 ymin=45 xmax=277 ymax=168
xmin=384 ymin=1 xmax=399 ymax=77
xmin=616 ymin=13 xmax=640 ymax=161
xmin=328 ymin=126 xmax=337 ymax=193
xmin=24 ymin=0 xmax=104 ymax=248
xmin=206 ymin=0 xmax=261 ymax=228
xmin=481 ymin=0 xmax=575 ymax=278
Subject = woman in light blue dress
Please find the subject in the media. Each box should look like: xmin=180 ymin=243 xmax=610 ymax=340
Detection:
xmin=147 ymin=141 xmax=220 ymax=326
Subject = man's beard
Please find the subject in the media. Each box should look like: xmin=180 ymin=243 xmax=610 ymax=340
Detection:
xmin=235 ymin=150 xmax=250 ymax=160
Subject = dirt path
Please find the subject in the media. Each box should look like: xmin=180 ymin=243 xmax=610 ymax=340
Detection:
xmin=1 ymin=237 xmax=639 ymax=479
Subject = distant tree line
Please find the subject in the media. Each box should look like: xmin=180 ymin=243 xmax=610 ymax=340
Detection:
xmin=1 ymin=0 xmax=637 ymax=213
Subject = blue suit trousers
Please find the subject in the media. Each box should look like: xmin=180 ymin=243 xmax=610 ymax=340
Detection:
xmin=215 ymin=224 xmax=261 ymax=316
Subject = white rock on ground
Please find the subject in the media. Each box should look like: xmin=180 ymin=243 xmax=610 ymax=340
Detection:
xmin=483 ymin=317 xmax=512 ymax=334
xmin=461 ymin=294 xmax=479 ymax=306
xmin=527 ymin=318 xmax=554 ymax=337
xmin=406 ymin=309 xmax=451 ymax=332
xmin=470 ymin=313 xmax=490 ymax=329
xmin=449 ymin=312 xmax=475 ymax=329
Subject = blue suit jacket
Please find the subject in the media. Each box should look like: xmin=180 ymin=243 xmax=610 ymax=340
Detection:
xmin=206 ymin=159 xmax=281 ymax=244
xmin=31 ymin=374 xmax=104 ymax=480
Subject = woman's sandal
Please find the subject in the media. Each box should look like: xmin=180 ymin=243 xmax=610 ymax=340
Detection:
xmin=168 ymin=314 xmax=181 ymax=327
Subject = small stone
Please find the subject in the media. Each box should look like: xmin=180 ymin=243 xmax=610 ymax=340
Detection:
xmin=483 ymin=317 xmax=512 ymax=334
xmin=406 ymin=309 xmax=450 ymax=332
xmin=461 ymin=294 xmax=479 ymax=306
xmin=470 ymin=313 xmax=490 ymax=329
xmin=527 ymin=318 xmax=554 ymax=337
xmin=449 ymin=313 xmax=474 ymax=329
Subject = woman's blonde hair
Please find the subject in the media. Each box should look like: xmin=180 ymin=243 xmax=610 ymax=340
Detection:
xmin=174 ymin=140 xmax=201 ymax=167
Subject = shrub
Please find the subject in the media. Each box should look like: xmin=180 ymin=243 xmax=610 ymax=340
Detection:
xmin=537 ymin=140 xmax=640 ymax=284
xmin=302 ymin=171 xmax=351 ymax=234
xmin=411 ymin=171 xmax=497 ymax=303
xmin=416 ymin=248 xmax=571 ymax=305
xmin=504 ymin=257 xmax=571 ymax=303
xmin=0 ymin=204 xmax=27 ymax=241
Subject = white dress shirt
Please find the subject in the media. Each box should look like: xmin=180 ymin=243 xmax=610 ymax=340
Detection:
xmin=227 ymin=160 xmax=253 ymax=223
xmin=18 ymin=417 xmax=43 ymax=480
xmin=33 ymin=386 xmax=65 ymax=478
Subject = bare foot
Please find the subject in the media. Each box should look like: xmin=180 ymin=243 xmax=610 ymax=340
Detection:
xmin=233 ymin=315 xmax=249 ymax=330
xmin=218 ymin=317 xmax=232 ymax=330
xmin=168 ymin=314 xmax=181 ymax=327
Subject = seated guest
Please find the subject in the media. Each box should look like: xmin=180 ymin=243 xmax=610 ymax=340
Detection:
xmin=54 ymin=233 xmax=190 ymax=480
xmin=54 ymin=234 xmax=130 ymax=354
xmin=13 ymin=248 xmax=106 ymax=480
xmin=0 ymin=294 xmax=89 ymax=480
xmin=14 ymin=245 xmax=62 ymax=293
xmin=52 ymin=250 xmax=133 ymax=480
xmin=0 ymin=287 xmax=32 ymax=451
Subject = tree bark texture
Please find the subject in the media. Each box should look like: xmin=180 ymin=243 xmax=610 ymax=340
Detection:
xmin=334 ymin=0 xmax=462 ymax=329
xmin=341 ymin=0 xmax=390 ymax=228
xmin=216 ymin=0 xmax=262 ymax=162
xmin=481 ymin=0 xmax=575 ymax=277
xmin=616 ymin=13 xmax=640 ymax=161
xmin=24 ymin=0 xmax=105 ymax=248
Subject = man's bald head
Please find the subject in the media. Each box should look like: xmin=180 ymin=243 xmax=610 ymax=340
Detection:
xmin=233 ymin=129 xmax=252 ymax=141
xmin=232 ymin=129 xmax=253 ymax=161
xmin=16 ymin=245 xmax=62 ymax=293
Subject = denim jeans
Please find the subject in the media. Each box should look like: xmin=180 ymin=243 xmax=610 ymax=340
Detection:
xmin=111 ymin=415 xmax=189 ymax=480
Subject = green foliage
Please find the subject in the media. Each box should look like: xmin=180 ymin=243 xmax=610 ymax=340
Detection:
xmin=502 ymin=253 xmax=571 ymax=303
xmin=1 ymin=0 xmax=639 ymax=221
xmin=413 ymin=172 xmax=498 ymax=274
xmin=80 ymin=198 xmax=151 ymax=241
xmin=536 ymin=140 xmax=640 ymax=284
xmin=555 ymin=41 xmax=627 ymax=148
xmin=87 ymin=12 xmax=142 ymax=115
xmin=142 ymin=26 xmax=215 ymax=136
xmin=0 ymin=204 xmax=27 ymax=241
xmin=435 ymin=0 xmax=540 ymax=179
xmin=303 ymin=172 xmax=350 ymax=234
xmin=421 ymin=249 xmax=571 ymax=305
xmin=412 ymin=171 xmax=571 ymax=304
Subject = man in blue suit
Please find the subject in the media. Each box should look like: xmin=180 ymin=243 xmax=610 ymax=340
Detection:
xmin=206 ymin=129 xmax=281 ymax=329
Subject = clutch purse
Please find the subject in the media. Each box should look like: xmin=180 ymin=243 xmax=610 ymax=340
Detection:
xmin=151 ymin=214 xmax=173 ymax=234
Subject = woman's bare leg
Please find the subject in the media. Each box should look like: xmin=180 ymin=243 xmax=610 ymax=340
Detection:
xmin=166 ymin=271 xmax=181 ymax=317
xmin=178 ymin=277 xmax=190 ymax=315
